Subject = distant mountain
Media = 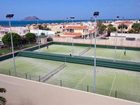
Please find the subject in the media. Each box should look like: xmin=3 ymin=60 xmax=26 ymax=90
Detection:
xmin=23 ymin=16 xmax=40 ymax=21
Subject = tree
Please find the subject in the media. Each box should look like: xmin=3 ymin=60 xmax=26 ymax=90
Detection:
xmin=38 ymin=24 xmax=44 ymax=30
xmin=45 ymin=28 xmax=51 ymax=31
xmin=47 ymin=37 xmax=53 ymax=42
xmin=128 ymin=29 xmax=135 ymax=33
xmin=25 ymin=33 xmax=36 ymax=43
xmin=107 ymin=24 xmax=117 ymax=36
xmin=2 ymin=33 xmax=21 ymax=48
xmin=118 ymin=24 xmax=128 ymax=31
xmin=38 ymin=24 xmax=51 ymax=31
xmin=131 ymin=23 xmax=140 ymax=33
xmin=0 ymin=88 xmax=6 ymax=105
xmin=21 ymin=37 xmax=27 ymax=45
xmin=97 ymin=21 xmax=107 ymax=35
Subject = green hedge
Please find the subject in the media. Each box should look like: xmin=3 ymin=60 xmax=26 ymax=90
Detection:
xmin=0 ymin=42 xmax=53 ymax=61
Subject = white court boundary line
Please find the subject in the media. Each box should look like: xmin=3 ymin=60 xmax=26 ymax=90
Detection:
xmin=75 ymin=70 xmax=89 ymax=89
xmin=109 ymin=72 xmax=117 ymax=96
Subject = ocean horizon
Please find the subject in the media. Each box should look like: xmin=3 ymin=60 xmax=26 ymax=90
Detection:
xmin=0 ymin=20 xmax=89 ymax=27
xmin=0 ymin=19 xmax=139 ymax=27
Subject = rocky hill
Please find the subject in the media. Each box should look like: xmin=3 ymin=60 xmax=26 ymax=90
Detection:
xmin=24 ymin=16 xmax=40 ymax=21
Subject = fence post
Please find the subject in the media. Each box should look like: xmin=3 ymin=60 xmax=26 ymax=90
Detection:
xmin=39 ymin=75 xmax=41 ymax=82
xmin=9 ymin=70 xmax=11 ymax=75
xmin=60 ymin=80 xmax=62 ymax=86
xmin=115 ymin=90 xmax=118 ymax=98
xmin=64 ymin=56 xmax=66 ymax=64
xmin=87 ymin=85 xmax=89 ymax=92
xmin=25 ymin=73 xmax=28 ymax=79
xmin=29 ymin=75 xmax=31 ymax=80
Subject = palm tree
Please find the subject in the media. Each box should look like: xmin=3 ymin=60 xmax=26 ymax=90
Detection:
xmin=0 ymin=88 xmax=6 ymax=105
xmin=106 ymin=24 xmax=117 ymax=36
xmin=132 ymin=23 xmax=140 ymax=33
xmin=97 ymin=21 xmax=107 ymax=35
xmin=118 ymin=24 xmax=128 ymax=33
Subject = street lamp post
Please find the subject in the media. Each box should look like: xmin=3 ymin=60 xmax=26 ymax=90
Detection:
xmin=121 ymin=17 xmax=126 ymax=55
xmin=6 ymin=14 xmax=16 ymax=76
xmin=70 ymin=17 xmax=75 ymax=23
xmin=66 ymin=17 xmax=69 ymax=23
xmin=70 ymin=17 xmax=75 ymax=55
xmin=36 ymin=20 xmax=40 ymax=49
xmin=93 ymin=11 xmax=99 ymax=93
xmin=114 ymin=16 xmax=119 ymax=61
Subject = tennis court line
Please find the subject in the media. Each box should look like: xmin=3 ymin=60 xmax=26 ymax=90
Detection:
xmin=109 ymin=72 xmax=117 ymax=96
xmin=118 ymin=49 xmax=125 ymax=60
xmin=74 ymin=70 xmax=89 ymax=89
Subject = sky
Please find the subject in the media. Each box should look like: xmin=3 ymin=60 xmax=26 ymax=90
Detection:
xmin=0 ymin=0 xmax=140 ymax=20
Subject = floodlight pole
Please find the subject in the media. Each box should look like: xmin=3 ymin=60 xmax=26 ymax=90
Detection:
xmin=114 ymin=32 xmax=117 ymax=61
xmin=114 ymin=16 xmax=119 ymax=61
xmin=37 ymin=20 xmax=40 ymax=49
xmin=7 ymin=15 xmax=17 ymax=76
xmin=93 ymin=11 xmax=99 ymax=93
xmin=121 ymin=17 xmax=125 ymax=51
xmin=70 ymin=17 xmax=75 ymax=55
xmin=93 ymin=17 xmax=97 ymax=93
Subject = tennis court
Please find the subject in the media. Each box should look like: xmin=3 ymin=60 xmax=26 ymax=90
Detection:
xmin=35 ymin=44 xmax=140 ymax=62
xmin=46 ymin=62 xmax=140 ymax=102
xmin=0 ymin=57 xmax=64 ymax=80
xmin=0 ymin=56 xmax=140 ymax=102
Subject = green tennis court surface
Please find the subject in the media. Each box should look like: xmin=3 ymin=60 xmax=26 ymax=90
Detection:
xmin=35 ymin=44 xmax=140 ymax=62
xmin=47 ymin=62 xmax=140 ymax=102
xmin=0 ymin=56 xmax=140 ymax=102
xmin=0 ymin=57 xmax=63 ymax=80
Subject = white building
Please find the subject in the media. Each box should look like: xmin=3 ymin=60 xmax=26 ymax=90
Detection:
xmin=30 ymin=30 xmax=55 ymax=37
xmin=30 ymin=30 xmax=55 ymax=44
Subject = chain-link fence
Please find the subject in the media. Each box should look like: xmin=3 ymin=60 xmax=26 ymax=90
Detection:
xmin=0 ymin=69 xmax=140 ymax=103
xmin=46 ymin=79 xmax=140 ymax=103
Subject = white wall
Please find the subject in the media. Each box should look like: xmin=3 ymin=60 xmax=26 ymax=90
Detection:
xmin=30 ymin=30 xmax=55 ymax=36
xmin=111 ymin=33 xmax=140 ymax=39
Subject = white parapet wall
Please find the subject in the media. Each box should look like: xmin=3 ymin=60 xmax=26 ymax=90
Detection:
xmin=0 ymin=74 xmax=139 ymax=105
xmin=111 ymin=33 xmax=140 ymax=39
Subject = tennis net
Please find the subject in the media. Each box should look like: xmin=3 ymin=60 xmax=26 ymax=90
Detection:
xmin=40 ymin=63 xmax=66 ymax=82
xmin=79 ymin=47 xmax=91 ymax=56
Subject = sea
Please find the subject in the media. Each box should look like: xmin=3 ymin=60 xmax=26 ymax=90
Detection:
xmin=0 ymin=19 xmax=137 ymax=27
xmin=0 ymin=20 xmax=89 ymax=27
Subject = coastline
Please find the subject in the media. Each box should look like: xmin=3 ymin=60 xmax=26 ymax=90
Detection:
xmin=0 ymin=19 xmax=139 ymax=27
xmin=0 ymin=20 xmax=89 ymax=27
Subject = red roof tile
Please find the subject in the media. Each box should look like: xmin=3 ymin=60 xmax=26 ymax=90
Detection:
xmin=115 ymin=21 xmax=133 ymax=25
